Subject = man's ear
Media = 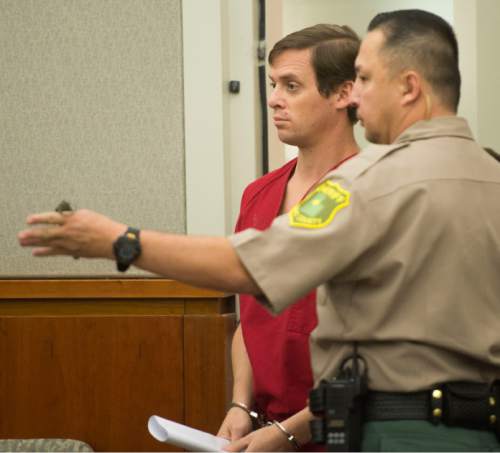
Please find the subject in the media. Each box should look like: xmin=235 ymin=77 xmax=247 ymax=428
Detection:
xmin=333 ymin=81 xmax=354 ymax=109
xmin=399 ymin=70 xmax=422 ymax=106
xmin=332 ymin=80 xmax=354 ymax=109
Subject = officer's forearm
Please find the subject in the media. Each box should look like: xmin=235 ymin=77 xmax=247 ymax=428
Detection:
xmin=135 ymin=230 xmax=261 ymax=295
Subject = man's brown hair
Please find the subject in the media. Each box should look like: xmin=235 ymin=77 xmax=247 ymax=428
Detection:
xmin=268 ymin=24 xmax=360 ymax=123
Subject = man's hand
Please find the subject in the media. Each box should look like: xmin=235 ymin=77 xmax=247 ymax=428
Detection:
xmin=17 ymin=209 xmax=125 ymax=259
xmin=223 ymin=423 xmax=293 ymax=452
xmin=217 ymin=407 xmax=253 ymax=442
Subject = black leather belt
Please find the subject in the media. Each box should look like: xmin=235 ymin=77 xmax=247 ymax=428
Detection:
xmin=365 ymin=390 xmax=430 ymax=421
xmin=364 ymin=381 xmax=500 ymax=433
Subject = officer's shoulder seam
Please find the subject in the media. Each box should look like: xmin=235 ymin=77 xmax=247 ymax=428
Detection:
xmin=334 ymin=142 xmax=410 ymax=185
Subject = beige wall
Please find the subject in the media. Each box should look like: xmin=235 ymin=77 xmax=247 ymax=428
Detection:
xmin=183 ymin=0 xmax=260 ymax=235
xmin=282 ymin=0 xmax=453 ymax=35
xmin=265 ymin=0 xmax=285 ymax=170
xmin=477 ymin=0 xmax=500 ymax=151
xmin=1 ymin=0 xmax=184 ymax=276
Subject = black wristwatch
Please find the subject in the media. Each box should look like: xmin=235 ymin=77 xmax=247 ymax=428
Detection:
xmin=113 ymin=227 xmax=141 ymax=272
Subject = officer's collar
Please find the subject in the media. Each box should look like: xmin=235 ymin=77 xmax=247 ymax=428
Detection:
xmin=394 ymin=116 xmax=474 ymax=144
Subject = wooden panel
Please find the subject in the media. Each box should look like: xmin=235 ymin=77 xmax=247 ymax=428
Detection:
xmin=0 ymin=279 xmax=228 ymax=300
xmin=184 ymin=314 xmax=236 ymax=434
xmin=0 ymin=279 xmax=236 ymax=451
xmin=0 ymin=315 xmax=184 ymax=452
xmin=0 ymin=299 xmax=184 ymax=316
xmin=184 ymin=298 xmax=234 ymax=315
xmin=0 ymin=279 xmax=234 ymax=315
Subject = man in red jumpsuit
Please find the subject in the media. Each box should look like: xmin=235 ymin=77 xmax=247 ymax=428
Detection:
xmin=217 ymin=24 xmax=360 ymax=452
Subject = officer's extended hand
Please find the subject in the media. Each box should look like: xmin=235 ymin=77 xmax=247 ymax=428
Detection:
xmin=18 ymin=209 xmax=125 ymax=260
xmin=223 ymin=423 xmax=292 ymax=452
xmin=217 ymin=406 xmax=253 ymax=442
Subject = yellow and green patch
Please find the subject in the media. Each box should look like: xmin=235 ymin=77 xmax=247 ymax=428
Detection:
xmin=289 ymin=180 xmax=350 ymax=229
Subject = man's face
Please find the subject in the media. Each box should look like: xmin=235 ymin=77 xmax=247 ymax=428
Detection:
xmin=268 ymin=49 xmax=338 ymax=149
xmin=352 ymin=30 xmax=400 ymax=144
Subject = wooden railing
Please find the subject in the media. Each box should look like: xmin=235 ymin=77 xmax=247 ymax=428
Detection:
xmin=0 ymin=279 xmax=236 ymax=452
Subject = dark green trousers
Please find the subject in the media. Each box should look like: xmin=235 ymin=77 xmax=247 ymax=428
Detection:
xmin=361 ymin=420 xmax=500 ymax=452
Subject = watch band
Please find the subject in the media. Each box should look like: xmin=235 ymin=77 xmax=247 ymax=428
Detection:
xmin=114 ymin=226 xmax=141 ymax=272
xmin=124 ymin=227 xmax=140 ymax=240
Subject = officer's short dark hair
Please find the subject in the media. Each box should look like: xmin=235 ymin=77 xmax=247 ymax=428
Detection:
xmin=268 ymin=24 xmax=360 ymax=124
xmin=368 ymin=9 xmax=461 ymax=112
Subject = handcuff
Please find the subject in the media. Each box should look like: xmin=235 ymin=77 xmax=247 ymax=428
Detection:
xmin=229 ymin=401 xmax=268 ymax=429
xmin=229 ymin=401 xmax=300 ymax=450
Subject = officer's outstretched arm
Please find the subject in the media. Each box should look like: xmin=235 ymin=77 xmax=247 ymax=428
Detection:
xmin=137 ymin=228 xmax=259 ymax=294
xmin=18 ymin=208 xmax=261 ymax=295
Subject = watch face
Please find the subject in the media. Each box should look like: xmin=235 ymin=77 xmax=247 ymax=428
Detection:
xmin=113 ymin=228 xmax=141 ymax=272
xmin=119 ymin=241 xmax=137 ymax=260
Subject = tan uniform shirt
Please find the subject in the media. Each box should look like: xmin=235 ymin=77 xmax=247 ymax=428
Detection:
xmin=230 ymin=116 xmax=500 ymax=392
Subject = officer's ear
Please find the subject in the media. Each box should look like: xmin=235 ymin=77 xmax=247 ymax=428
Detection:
xmin=398 ymin=70 xmax=422 ymax=107
xmin=333 ymin=81 xmax=354 ymax=109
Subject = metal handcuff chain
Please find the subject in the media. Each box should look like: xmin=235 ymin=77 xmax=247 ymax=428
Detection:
xmin=229 ymin=401 xmax=267 ymax=429
xmin=229 ymin=402 xmax=300 ymax=450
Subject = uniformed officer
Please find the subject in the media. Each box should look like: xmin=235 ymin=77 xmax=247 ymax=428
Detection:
xmin=18 ymin=9 xmax=500 ymax=451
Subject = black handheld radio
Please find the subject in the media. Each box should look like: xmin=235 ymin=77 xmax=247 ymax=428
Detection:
xmin=309 ymin=348 xmax=367 ymax=452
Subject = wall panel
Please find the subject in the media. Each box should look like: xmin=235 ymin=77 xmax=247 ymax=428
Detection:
xmin=1 ymin=0 xmax=184 ymax=276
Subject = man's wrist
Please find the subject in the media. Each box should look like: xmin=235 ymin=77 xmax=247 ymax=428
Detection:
xmin=106 ymin=222 xmax=128 ymax=259
xmin=229 ymin=401 xmax=257 ymax=419
xmin=229 ymin=401 xmax=267 ymax=429
xmin=272 ymin=420 xmax=300 ymax=451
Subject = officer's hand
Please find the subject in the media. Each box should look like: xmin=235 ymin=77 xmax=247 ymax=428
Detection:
xmin=18 ymin=209 xmax=125 ymax=260
xmin=217 ymin=407 xmax=253 ymax=442
xmin=223 ymin=424 xmax=292 ymax=452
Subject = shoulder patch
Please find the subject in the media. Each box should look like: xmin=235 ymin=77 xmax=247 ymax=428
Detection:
xmin=289 ymin=180 xmax=350 ymax=229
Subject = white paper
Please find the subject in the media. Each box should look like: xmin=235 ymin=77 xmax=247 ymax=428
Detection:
xmin=148 ymin=415 xmax=230 ymax=452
